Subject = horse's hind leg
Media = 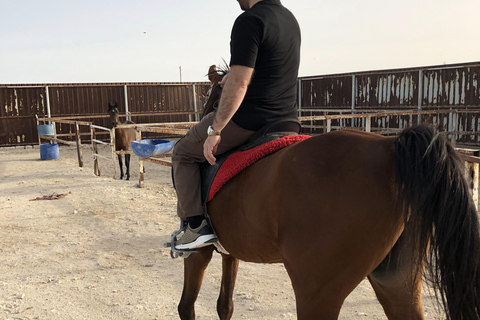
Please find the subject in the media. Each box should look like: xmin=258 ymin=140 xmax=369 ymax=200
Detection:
xmin=368 ymin=235 xmax=425 ymax=320
xmin=117 ymin=154 xmax=124 ymax=179
xmin=178 ymin=246 xmax=214 ymax=320
xmin=217 ymin=254 xmax=239 ymax=320
xmin=125 ymin=153 xmax=131 ymax=180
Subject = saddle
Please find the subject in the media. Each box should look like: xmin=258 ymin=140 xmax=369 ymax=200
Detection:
xmin=200 ymin=118 xmax=303 ymax=205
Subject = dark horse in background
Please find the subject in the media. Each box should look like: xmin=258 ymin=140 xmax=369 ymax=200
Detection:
xmin=108 ymin=102 xmax=136 ymax=180
xmin=175 ymin=66 xmax=480 ymax=320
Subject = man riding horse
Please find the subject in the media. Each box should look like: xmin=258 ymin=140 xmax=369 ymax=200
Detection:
xmin=172 ymin=0 xmax=301 ymax=249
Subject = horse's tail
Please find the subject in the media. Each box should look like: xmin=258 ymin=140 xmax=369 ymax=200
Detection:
xmin=394 ymin=125 xmax=480 ymax=320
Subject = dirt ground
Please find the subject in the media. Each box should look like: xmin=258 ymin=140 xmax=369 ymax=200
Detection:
xmin=0 ymin=144 xmax=444 ymax=320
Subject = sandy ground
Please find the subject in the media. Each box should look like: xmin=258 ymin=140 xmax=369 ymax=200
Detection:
xmin=0 ymin=144 xmax=444 ymax=320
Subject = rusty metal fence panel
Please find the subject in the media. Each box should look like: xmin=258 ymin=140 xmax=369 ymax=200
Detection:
xmin=0 ymin=86 xmax=47 ymax=145
xmin=2 ymin=62 xmax=480 ymax=147
xmin=0 ymin=82 xmax=210 ymax=147
xmin=298 ymin=62 xmax=480 ymax=143
xmin=421 ymin=65 xmax=480 ymax=108
xmin=299 ymin=62 xmax=480 ymax=111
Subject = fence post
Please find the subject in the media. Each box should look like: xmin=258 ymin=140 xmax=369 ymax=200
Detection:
xmin=91 ymin=126 xmax=100 ymax=176
xmin=137 ymin=129 xmax=145 ymax=188
xmin=75 ymin=122 xmax=84 ymax=167
xmin=365 ymin=116 xmax=371 ymax=132
xmin=452 ymin=109 xmax=458 ymax=145
xmin=111 ymin=128 xmax=117 ymax=179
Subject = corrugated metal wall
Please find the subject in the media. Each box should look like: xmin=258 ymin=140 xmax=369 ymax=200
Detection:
xmin=2 ymin=62 xmax=480 ymax=147
xmin=298 ymin=62 xmax=480 ymax=143
xmin=0 ymin=82 xmax=210 ymax=147
xmin=299 ymin=61 xmax=480 ymax=110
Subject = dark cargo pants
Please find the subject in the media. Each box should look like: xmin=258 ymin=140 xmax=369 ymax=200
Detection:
xmin=172 ymin=111 xmax=255 ymax=220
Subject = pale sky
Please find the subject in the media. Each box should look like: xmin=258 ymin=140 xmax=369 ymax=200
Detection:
xmin=1 ymin=0 xmax=479 ymax=84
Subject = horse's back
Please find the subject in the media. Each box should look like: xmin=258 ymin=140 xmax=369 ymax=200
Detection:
xmin=209 ymin=129 xmax=401 ymax=266
xmin=115 ymin=122 xmax=136 ymax=151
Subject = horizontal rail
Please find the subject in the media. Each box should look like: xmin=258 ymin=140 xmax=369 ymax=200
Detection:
xmin=91 ymin=124 xmax=111 ymax=131
xmin=459 ymin=154 xmax=480 ymax=164
xmin=37 ymin=119 xmax=93 ymax=126
xmin=38 ymin=135 xmax=77 ymax=146
xmin=91 ymin=139 xmax=110 ymax=145
xmin=36 ymin=111 xmax=202 ymax=122
xmin=141 ymin=157 xmax=172 ymax=167
xmin=298 ymin=109 xmax=468 ymax=122
xmin=92 ymin=153 xmax=111 ymax=161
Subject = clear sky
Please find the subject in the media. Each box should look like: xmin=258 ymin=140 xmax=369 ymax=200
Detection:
xmin=1 ymin=0 xmax=479 ymax=84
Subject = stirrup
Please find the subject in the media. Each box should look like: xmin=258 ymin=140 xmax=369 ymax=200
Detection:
xmin=165 ymin=220 xmax=198 ymax=259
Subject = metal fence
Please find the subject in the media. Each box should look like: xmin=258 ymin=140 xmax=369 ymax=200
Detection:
xmin=298 ymin=61 xmax=480 ymax=110
xmin=1 ymin=61 xmax=480 ymax=147
xmin=0 ymin=82 xmax=210 ymax=146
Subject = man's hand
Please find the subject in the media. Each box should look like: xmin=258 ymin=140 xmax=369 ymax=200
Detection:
xmin=204 ymin=135 xmax=221 ymax=165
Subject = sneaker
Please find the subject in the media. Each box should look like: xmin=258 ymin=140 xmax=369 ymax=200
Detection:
xmin=174 ymin=219 xmax=217 ymax=250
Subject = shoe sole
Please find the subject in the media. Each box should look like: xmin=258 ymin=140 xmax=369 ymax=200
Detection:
xmin=175 ymin=234 xmax=218 ymax=250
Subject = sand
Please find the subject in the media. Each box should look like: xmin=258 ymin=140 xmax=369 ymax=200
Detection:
xmin=0 ymin=144 xmax=443 ymax=319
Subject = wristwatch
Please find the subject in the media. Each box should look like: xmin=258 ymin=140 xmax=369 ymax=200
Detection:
xmin=207 ymin=126 xmax=221 ymax=136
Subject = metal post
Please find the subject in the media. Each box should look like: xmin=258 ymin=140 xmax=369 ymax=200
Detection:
xmin=297 ymin=79 xmax=302 ymax=118
xmin=45 ymin=86 xmax=51 ymax=122
xmin=124 ymin=85 xmax=131 ymax=122
xmin=417 ymin=70 xmax=423 ymax=124
xmin=351 ymin=75 xmax=356 ymax=110
xmin=192 ymin=84 xmax=199 ymax=122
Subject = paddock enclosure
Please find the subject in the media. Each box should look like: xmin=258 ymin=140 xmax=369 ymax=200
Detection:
xmin=1 ymin=62 xmax=480 ymax=319
xmin=3 ymin=62 xmax=480 ymax=192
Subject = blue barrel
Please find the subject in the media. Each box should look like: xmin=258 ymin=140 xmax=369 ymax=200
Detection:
xmin=40 ymin=144 xmax=59 ymax=160
xmin=37 ymin=124 xmax=55 ymax=136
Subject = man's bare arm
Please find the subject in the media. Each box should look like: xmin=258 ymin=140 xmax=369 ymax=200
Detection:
xmin=211 ymin=65 xmax=254 ymax=131
xmin=203 ymin=65 xmax=254 ymax=165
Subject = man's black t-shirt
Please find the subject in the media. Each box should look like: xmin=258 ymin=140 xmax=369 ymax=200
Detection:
xmin=229 ymin=0 xmax=301 ymax=131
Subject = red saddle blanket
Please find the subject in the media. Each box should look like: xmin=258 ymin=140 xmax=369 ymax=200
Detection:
xmin=208 ymin=134 xmax=310 ymax=202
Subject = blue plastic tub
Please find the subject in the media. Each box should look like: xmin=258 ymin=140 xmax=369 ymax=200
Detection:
xmin=37 ymin=124 xmax=55 ymax=136
xmin=130 ymin=139 xmax=174 ymax=158
xmin=40 ymin=143 xmax=59 ymax=160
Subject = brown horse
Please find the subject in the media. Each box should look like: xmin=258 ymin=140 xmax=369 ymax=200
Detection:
xmin=108 ymin=102 xmax=136 ymax=180
xmin=176 ymin=69 xmax=480 ymax=320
